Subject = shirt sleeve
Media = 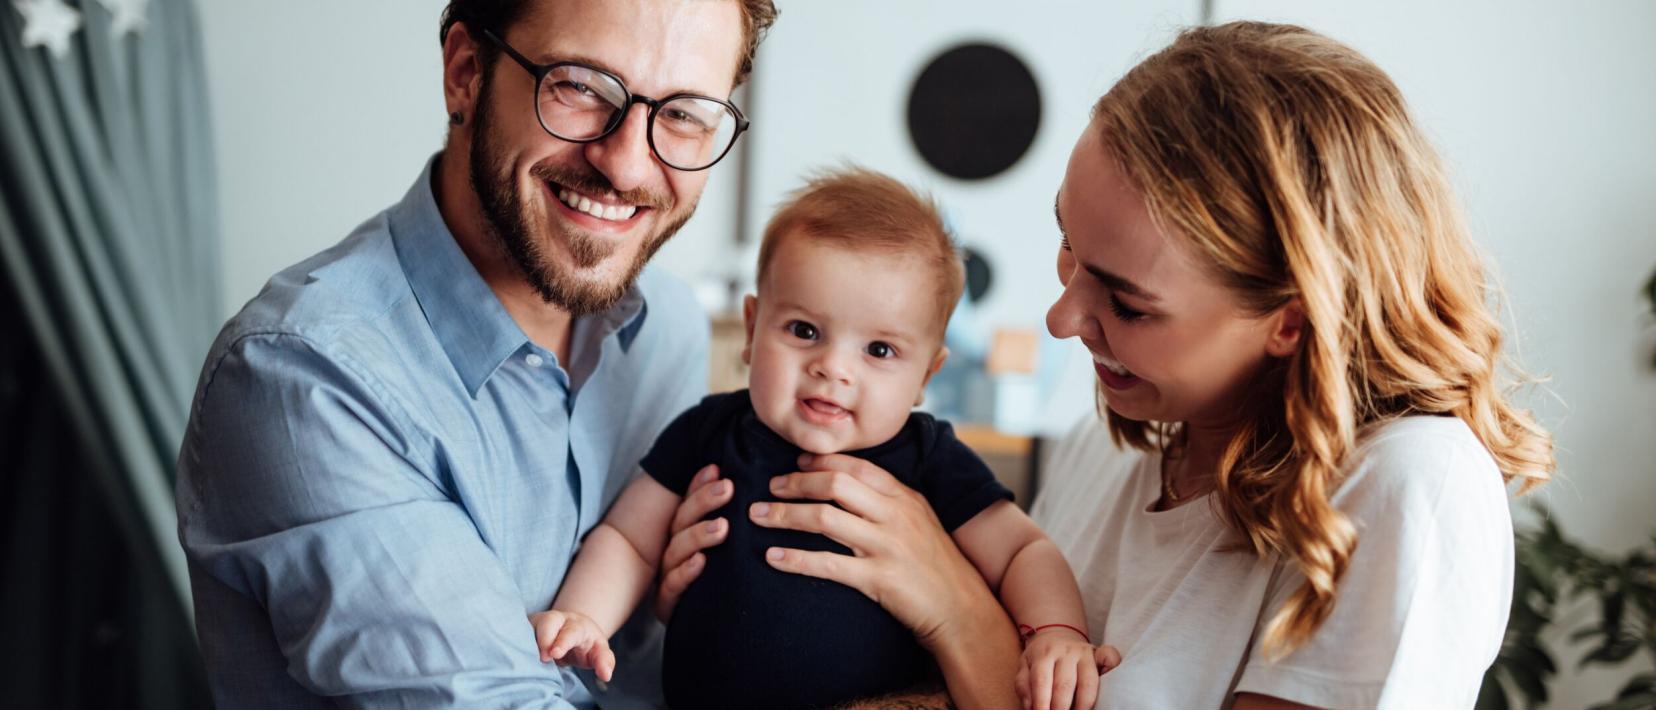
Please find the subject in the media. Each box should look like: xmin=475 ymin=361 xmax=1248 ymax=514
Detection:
xmin=176 ymin=333 xmax=582 ymax=709
xmin=917 ymin=420 xmax=1015 ymax=532
xmin=1233 ymin=420 xmax=1514 ymax=709
xmin=639 ymin=395 xmax=719 ymax=496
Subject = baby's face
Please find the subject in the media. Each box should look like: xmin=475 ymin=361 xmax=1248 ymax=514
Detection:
xmin=743 ymin=237 xmax=948 ymax=454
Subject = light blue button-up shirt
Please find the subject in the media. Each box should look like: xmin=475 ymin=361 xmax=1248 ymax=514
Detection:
xmin=176 ymin=156 xmax=708 ymax=708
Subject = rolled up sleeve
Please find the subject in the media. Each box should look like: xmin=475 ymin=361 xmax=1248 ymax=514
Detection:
xmin=177 ymin=333 xmax=582 ymax=708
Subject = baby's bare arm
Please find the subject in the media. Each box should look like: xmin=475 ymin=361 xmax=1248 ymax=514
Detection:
xmin=951 ymin=501 xmax=1086 ymax=631
xmin=551 ymin=474 xmax=681 ymax=633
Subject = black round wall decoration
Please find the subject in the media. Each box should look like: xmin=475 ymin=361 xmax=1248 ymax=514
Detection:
xmin=907 ymin=42 xmax=1042 ymax=180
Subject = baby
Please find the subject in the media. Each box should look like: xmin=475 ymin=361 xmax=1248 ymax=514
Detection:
xmin=532 ymin=168 xmax=1110 ymax=709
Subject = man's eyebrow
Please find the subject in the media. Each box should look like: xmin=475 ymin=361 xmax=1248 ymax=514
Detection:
xmin=535 ymin=51 xmax=626 ymax=81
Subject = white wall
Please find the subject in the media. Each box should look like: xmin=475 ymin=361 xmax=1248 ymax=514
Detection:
xmin=201 ymin=1 xmax=1656 ymax=705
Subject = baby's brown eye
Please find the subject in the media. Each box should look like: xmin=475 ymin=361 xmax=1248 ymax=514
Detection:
xmin=786 ymin=320 xmax=819 ymax=340
xmin=866 ymin=342 xmax=895 ymax=359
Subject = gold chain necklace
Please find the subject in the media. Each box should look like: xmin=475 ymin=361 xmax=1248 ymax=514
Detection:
xmin=1160 ymin=454 xmax=1184 ymax=505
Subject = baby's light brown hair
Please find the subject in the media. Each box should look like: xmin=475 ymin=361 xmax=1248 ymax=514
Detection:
xmin=756 ymin=167 xmax=965 ymax=341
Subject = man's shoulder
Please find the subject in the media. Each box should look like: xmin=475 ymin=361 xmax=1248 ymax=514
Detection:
xmin=216 ymin=216 xmax=414 ymax=355
xmin=199 ymin=213 xmax=434 ymax=402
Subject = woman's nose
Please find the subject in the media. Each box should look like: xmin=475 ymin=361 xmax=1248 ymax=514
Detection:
xmin=1046 ymin=283 xmax=1095 ymax=342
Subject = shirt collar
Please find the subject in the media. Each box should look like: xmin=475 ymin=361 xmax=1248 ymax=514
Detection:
xmin=389 ymin=154 xmax=651 ymax=396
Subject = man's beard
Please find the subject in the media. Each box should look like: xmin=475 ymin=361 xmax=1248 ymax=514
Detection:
xmin=468 ymin=84 xmax=694 ymax=315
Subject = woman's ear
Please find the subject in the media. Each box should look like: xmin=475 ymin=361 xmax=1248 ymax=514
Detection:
xmin=1265 ymin=299 xmax=1306 ymax=358
xmin=740 ymin=294 xmax=759 ymax=365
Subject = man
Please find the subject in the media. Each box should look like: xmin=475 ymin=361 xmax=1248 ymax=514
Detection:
xmin=176 ymin=1 xmax=776 ymax=706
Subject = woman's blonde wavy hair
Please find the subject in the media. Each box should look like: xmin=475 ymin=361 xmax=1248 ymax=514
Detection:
xmin=1090 ymin=21 xmax=1554 ymax=657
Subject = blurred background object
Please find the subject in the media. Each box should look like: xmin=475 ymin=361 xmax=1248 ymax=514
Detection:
xmin=2 ymin=0 xmax=216 ymax=707
xmin=3 ymin=0 xmax=1653 ymax=707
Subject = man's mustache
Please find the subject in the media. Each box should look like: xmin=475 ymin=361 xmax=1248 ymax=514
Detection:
xmin=530 ymin=161 xmax=673 ymax=211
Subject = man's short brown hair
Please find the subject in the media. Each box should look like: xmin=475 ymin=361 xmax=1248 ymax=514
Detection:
xmin=757 ymin=168 xmax=966 ymax=338
xmin=440 ymin=0 xmax=778 ymax=86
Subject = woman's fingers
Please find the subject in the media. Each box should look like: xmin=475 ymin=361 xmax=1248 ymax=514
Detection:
xmin=654 ymin=468 xmax=730 ymax=623
xmin=766 ymin=469 xmax=889 ymax=521
xmin=761 ymin=546 xmax=873 ymax=596
xmin=662 ymin=517 xmax=727 ymax=572
xmin=1016 ymin=662 xmax=1032 ymax=710
xmin=670 ymin=465 xmax=730 ymax=534
xmin=798 ymin=453 xmax=907 ymax=496
xmin=750 ymin=500 xmax=878 ymax=554
xmin=654 ymin=518 xmax=723 ymax=622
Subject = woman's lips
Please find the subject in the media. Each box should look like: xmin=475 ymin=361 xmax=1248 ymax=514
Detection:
xmin=1094 ymin=360 xmax=1141 ymax=390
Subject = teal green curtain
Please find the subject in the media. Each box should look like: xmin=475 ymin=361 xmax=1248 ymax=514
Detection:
xmin=0 ymin=0 xmax=217 ymax=706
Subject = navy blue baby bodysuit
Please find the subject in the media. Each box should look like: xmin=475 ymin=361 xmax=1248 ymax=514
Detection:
xmin=644 ymin=390 xmax=1012 ymax=709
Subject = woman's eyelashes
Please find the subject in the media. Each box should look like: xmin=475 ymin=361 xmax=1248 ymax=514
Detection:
xmin=1108 ymin=293 xmax=1148 ymax=323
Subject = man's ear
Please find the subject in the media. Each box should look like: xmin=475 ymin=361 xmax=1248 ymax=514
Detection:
xmin=1265 ymin=299 xmax=1305 ymax=358
xmin=442 ymin=22 xmax=485 ymax=130
xmin=740 ymin=294 xmax=759 ymax=365
xmin=915 ymin=346 xmax=949 ymax=406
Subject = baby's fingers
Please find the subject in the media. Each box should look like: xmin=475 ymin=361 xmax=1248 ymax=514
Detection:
xmin=1051 ymin=657 xmax=1079 ymax=710
xmin=550 ymin=623 xmax=599 ymax=663
xmin=1032 ymin=656 xmax=1055 ymax=710
xmin=596 ymin=644 xmax=616 ymax=683
xmin=530 ymin=612 xmax=568 ymax=662
xmin=1077 ymin=654 xmax=1100 ymax=709
xmin=1015 ymin=661 xmax=1032 ymax=710
xmin=1095 ymin=644 xmax=1122 ymax=673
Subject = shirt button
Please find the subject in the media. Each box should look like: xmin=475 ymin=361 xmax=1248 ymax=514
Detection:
xmin=525 ymin=353 xmax=545 ymax=368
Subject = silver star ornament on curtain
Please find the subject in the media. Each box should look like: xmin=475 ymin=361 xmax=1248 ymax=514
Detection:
xmin=14 ymin=0 xmax=82 ymax=58
xmin=97 ymin=0 xmax=145 ymax=36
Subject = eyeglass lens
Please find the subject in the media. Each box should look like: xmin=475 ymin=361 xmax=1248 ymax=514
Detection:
xmin=536 ymin=66 xmax=740 ymax=170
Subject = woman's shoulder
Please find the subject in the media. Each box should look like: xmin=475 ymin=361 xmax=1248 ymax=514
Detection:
xmin=1031 ymin=415 xmax=1149 ymax=522
xmin=1337 ymin=414 xmax=1509 ymax=526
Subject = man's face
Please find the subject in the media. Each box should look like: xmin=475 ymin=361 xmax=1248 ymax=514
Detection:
xmin=468 ymin=0 xmax=744 ymax=314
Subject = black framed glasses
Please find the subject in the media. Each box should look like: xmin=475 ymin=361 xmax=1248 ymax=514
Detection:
xmin=482 ymin=28 xmax=749 ymax=172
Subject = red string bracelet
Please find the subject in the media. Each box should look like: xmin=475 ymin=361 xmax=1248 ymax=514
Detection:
xmin=1017 ymin=622 xmax=1090 ymax=645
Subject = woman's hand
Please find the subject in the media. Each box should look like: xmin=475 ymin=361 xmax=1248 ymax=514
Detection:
xmin=751 ymin=453 xmax=1022 ymax=709
xmin=652 ymin=464 xmax=732 ymax=622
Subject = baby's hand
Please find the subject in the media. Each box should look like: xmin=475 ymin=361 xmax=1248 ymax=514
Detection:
xmin=1016 ymin=627 xmax=1117 ymax=710
xmin=529 ymin=610 xmax=616 ymax=682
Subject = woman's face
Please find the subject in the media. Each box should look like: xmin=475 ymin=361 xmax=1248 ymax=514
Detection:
xmin=1046 ymin=124 xmax=1297 ymax=430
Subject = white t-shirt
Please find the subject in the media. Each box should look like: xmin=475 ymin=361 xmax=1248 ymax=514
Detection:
xmin=1031 ymin=415 xmax=1513 ymax=709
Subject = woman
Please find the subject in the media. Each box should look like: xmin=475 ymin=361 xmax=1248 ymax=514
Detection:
xmin=657 ymin=21 xmax=1552 ymax=709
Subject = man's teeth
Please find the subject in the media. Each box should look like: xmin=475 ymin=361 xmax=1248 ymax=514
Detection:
xmin=1093 ymin=354 xmax=1132 ymax=377
xmin=557 ymin=187 xmax=638 ymax=222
